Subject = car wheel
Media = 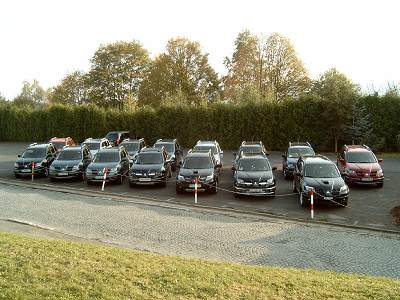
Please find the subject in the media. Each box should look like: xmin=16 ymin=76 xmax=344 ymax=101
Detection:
xmin=14 ymin=174 xmax=21 ymax=179
xmin=341 ymin=199 xmax=348 ymax=207
xmin=129 ymin=182 xmax=135 ymax=188
xmin=292 ymin=180 xmax=297 ymax=193
xmin=299 ymin=192 xmax=307 ymax=207
xmin=234 ymin=192 xmax=241 ymax=198
xmin=49 ymin=177 xmax=56 ymax=182
xmin=377 ymin=182 xmax=383 ymax=188
xmin=160 ymin=180 xmax=167 ymax=187
xmin=87 ymin=180 xmax=92 ymax=185
xmin=176 ymin=185 xmax=183 ymax=194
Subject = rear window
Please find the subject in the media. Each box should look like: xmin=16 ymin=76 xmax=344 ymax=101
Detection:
xmin=288 ymin=147 xmax=315 ymax=158
xmin=106 ymin=133 xmax=118 ymax=140
xmin=52 ymin=142 xmax=66 ymax=149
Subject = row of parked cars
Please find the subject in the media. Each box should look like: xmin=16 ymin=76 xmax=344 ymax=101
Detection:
xmin=13 ymin=131 xmax=385 ymax=207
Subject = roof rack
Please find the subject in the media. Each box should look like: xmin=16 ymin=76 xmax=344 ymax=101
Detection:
xmin=289 ymin=141 xmax=311 ymax=147
xmin=241 ymin=141 xmax=262 ymax=146
xmin=29 ymin=142 xmax=38 ymax=147
xmin=303 ymin=154 xmax=329 ymax=161
xmin=196 ymin=140 xmax=217 ymax=145
xmin=239 ymin=150 xmax=266 ymax=157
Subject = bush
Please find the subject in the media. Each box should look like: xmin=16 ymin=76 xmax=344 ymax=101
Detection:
xmin=1 ymin=96 xmax=400 ymax=151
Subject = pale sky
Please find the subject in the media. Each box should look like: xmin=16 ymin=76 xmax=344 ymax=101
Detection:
xmin=1 ymin=0 xmax=399 ymax=99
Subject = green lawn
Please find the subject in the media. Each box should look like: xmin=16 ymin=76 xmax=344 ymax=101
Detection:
xmin=0 ymin=232 xmax=399 ymax=300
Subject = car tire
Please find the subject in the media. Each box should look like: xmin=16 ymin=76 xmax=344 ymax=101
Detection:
xmin=87 ymin=180 xmax=92 ymax=185
xmin=210 ymin=181 xmax=218 ymax=194
xmin=129 ymin=182 xmax=135 ymax=188
xmin=160 ymin=181 xmax=167 ymax=187
xmin=341 ymin=199 xmax=348 ymax=207
xmin=299 ymin=192 xmax=307 ymax=207
xmin=49 ymin=177 xmax=56 ymax=182
xmin=176 ymin=185 xmax=183 ymax=194
xmin=234 ymin=192 xmax=241 ymax=198
xmin=14 ymin=174 xmax=21 ymax=179
xmin=377 ymin=182 xmax=383 ymax=188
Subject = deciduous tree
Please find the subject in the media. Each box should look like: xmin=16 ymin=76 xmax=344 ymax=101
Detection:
xmin=13 ymin=80 xmax=47 ymax=107
xmin=48 ymin=71 xmax=88 ymax=105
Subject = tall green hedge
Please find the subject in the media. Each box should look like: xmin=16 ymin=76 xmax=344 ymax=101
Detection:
xmin=1 ymin=95 xmax=399 ymax=151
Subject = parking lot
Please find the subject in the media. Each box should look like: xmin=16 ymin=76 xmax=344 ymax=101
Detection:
xmin=1 ymin=142 xmax=399 ymax=232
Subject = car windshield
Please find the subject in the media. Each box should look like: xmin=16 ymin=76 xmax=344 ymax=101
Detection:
xmin=52 ymin=142 xmax=65 ymax=149
xmin=57 ymin=150 xmax=81 ymax=160
xmin=238 ymin=158 xmax=271 ymax=171
xmin=304 ymin=164 xmax=340 ymax=178
xmin=183 ymin=157 xmax=213 ymax=169
xmin=239 ymin=145 xmax=262 ymax=154
xmin=22 ymin=148 xmax=46 ymax=158
xmin=93 ymin=152 xmax=119 ymax=163
xmin=136 ymin=153 xmax=163 ymax=164
xmin=106 ymin=133 xmax=118 ymax=140
xmin=84 ymin=142 xmax=100 ymax=151
xmin=288 ymin=147 xmax=315 ymax=158
xmin=122 ymin=142 xmax=139 ymax=152
xmin=154 ymin=143 xmax=174 ymax=153
xmin=194 ymin=145 xmax=217 ymax=155
xmin=346 ymin=152 xmax=377 ymax=163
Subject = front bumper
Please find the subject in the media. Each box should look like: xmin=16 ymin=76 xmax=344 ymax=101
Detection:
xmin=234 ymin=184 xmax=276 ymax=196
xmin=176 ymin=179 xmax=216 ymax=192
xmin=14 ymin=166 xmax=46 ymax=176
xmin=302 ymin=191 xmax=349 ymax=204
xmin=49 ymin=169 xmax=82 ymax=179
xmin=86 ymin=172 xmax=121 ymax=182
xmin=284 ymin=165 xmax=295 ymax=175
xmin=344 ymin=174 xmax=384 ymax=185
xmin=129 ymin=173 xmax=166 ymax=185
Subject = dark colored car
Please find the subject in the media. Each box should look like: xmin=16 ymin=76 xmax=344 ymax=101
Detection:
xmin=85 ymin=146 xmax=130 ymax=184
xmin=49 ymin=145 xmax=92 ymax=181
xmin=14 ymin=143 xmax=58 ymax=178
xmin=82 ymin=138 xmax=111 ymax=157
xmin=153 ymin=139 xmax=183 ymax=171
xmin=293 ymin=155 xmax=349 ymax=207
xmin=120 ymin=138 xmax=146 ymax=160
xmin=337 ymin=144 xmax=384 ymax=187
xmin=195 ymin=140 xmax=223 ymax=167
xmin=128 ymin=147 xmax=172 ymax=187
xmin=282 ymin=142 xmax=315 ymax=179
xmin=105 ymin=131 xmax=130 ymax=146
xmin=48 ymin=137 xmax=76 ymax=151
xmin=176 ymin=149 xmax=219 ymax=194
xmin=233 ymin=153 xmax=277 ymax=197
xmin=232 ymin=141 xmax=267 ymax=172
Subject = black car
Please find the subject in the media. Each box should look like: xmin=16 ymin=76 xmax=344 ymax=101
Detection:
xmin=49 ymin=145 xmax=92 ymax=181
xmin=128 ymin=147 xmax=172 ymax=187
xmin=85 ymin=146 xmax=130 ymax=184
xmin=292 ymin=155 xmax=349 ymax=207
xmin=105 ymin=131 xmax=130 ymax=146
xmin=153 ymin=139 xmax=183 ymax=171
xmin=233 ymin=153 xmax=276 ymax=197
xmin=120 ymin=138 xmax=146 ymax=160
xmin=232 ymin=141 xmax=267 ymax=173
xmin=176 ymin=149 xmax=219 ymax=194
xmin=14 ymin=143 xmax=58 ymax=178
xmin=282 ymin=142 xmax=315 ymax=179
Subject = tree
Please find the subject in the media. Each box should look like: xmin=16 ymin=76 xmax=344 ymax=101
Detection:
xmin=86 ymin=40 xmax=151 ymax=109
xmin=13 ymin=80 xmax=47 ymax=107
xmin=311 ymin=68 xmax=360 ymax=151
xmin=139 ymin=37 xmax=220 ymax=107
xmin=263 ymin=33 xmax=310 ymax=102
xmin=0 ymin=93 xmax=6 ymax=103
xmin=223 ymin=30 xmax=262 ymax=100
xmin=48 ymin=71 xmax=88 ymax=105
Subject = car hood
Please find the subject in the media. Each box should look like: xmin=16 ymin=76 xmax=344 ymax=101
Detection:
xmin=52 ymin=159 xmax=81 ymax=168
xmin=87 ymin=162 xmax=119 ymax=170
xmin=179 ymin=168 xmax=213 ymax=177
xmin=130 ymin=163 xmax=164 ymax=173
xmin=303 ymin=176 xmax=346 ymax=192
xmin=346 ymin=162 xmax=381 ymax=172
xmin=16 ymin=157 xmax=44 ymax=164
xmin=236 ymin=170 xmax=274 ymax=181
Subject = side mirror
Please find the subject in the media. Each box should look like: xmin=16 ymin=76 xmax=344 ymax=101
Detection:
xmin=272 ymin=166 xmax=277 ymax=171
xmin=231 ymin=166 xmax=236 ymax=171
xmin=232 ymin=152 xmax=237 ymax=157
xmin=282 ymin=154 xmax=286 ymax=158
xmin=17 ymin=154 xmax=21 ymax=158
xmin=378 ymin=158 xmax=383 ymax=163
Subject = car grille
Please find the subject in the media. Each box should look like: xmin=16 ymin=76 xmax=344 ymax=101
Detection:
xmin=355 ymin=171 xmax=377 ymax=176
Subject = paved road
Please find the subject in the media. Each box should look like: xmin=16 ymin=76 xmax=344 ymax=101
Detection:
xmin=0 ymin=184 xmax=399 ymax=278
xmin=1 ymin=142 xmax=399 ymax=231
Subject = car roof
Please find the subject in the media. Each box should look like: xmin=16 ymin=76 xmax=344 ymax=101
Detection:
xmin=239 ymin=152 xmax=266 ymax=158
xmin=141 ymin=147 xmax=163 ymax=153
xmin=50 ymin=137 xmax=70 ymax=141
xmin=84 ymin=138 xmax=105 ymax=143
xmin=97 ymin=147 xmax=120 ymax=153
xmin=62 ymin=146 xmax=82 ymax=151
xmin=289 ymin=141 xmax=311 ymax=147
xmin=344 ymin=145 xmax=371 ymax=152
xmin=155 ymin=139 xmax=176 ymax=143
xmin=107 ymin=131 xmax=129 ymax=134
xmin=186 ymin=152 xmax=212 ymax=158
xmin=122 ymin=138 xmax=142 ymax=143
xmin=28 ymin=143 xmax=49 ymax=149
xmin=302 ymin=155 xmax=332 ymax=165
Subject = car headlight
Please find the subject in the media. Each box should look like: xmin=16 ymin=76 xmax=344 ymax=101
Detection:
xmin=303 ymin=185 xmax=314 ymax=192
xmin=236 ymin=178 xmax=244 ymax=184
xmin=86 ymin=168 xmax=92 ymax=173
xmin=50 ymin=165 xmax=56 ymax=170
xmin=267 ymin=178 xmax=274 ymax=184
xmin=377 ymin=169 xmax=383 ymax=176
xmin=345 ymin=168 xmax=356 ymax=175
xmin=206 ymin=175 xmax=214 ymax=181
xmin=177 ymin=175 xmax=184 ymax=180
xmin=14 ymin=162 xmax=18 ymax=167
xmin=340 ymin=185 xmax=349 ymax=195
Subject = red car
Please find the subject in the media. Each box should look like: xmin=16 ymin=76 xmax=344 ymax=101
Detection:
xmin=49 ymin=137 xmax=76 ymax=151
xmin=337 ymin=145 xmax=384 ymax=187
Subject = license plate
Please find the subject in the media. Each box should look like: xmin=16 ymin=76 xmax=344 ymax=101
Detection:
xmin=21 ymin=169 xmax=31 ymax=173
xmin=324 ymin=196 xmax=333 ymax=200
xmin=95 ymin=176 xmax=104 ymax=180
xmin=361 ymin=177 xmax=373 ymax=182
xmin=189 ymin=184 xmax=201 ymax=188
xmin=58 ymin=172 xmax=68 ymax=176
xmin=139 ymin=178 xmax=151 ymax=182
xmin=249 ymin=189 xmax=262 ymax=192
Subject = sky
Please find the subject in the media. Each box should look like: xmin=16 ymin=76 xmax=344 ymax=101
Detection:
xmin=1 ymin=0 xmax=399 ymax=99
